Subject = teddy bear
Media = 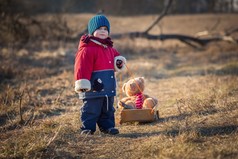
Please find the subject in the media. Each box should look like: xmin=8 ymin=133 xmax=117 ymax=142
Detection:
xmin=118 ymin=77 xmax=158 ymax=110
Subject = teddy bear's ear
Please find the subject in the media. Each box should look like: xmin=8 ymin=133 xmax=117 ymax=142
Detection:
xmin=122 ymin=83 xmax=126 ymax=92
xmin=139 ymin=77 xmax=145 ymax=83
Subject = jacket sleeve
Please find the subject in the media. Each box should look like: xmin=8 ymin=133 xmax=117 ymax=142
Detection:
xmin=74 ymin=47 xmax=94 ymax=93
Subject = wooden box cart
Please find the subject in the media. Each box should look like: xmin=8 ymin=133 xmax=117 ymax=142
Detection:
xmin=119 ymin=108 xmax=159 ymax=124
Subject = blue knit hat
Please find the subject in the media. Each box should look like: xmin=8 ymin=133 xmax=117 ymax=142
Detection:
xmin=88 ymin=15 xmax=110 ymax=35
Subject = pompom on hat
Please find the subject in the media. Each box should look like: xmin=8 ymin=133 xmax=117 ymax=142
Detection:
xmin=88 ymin=15 xmax=110 ymax=35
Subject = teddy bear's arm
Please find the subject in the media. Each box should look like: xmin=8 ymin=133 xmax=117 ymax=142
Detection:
xmin=119 ymin=97 xmax=136 ymax=109
xmin=142 ymin=94 xmax=158 ymax=109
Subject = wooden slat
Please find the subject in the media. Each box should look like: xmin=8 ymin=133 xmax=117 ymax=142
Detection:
xmin=120 ymin=109 xmax=155 ymax=124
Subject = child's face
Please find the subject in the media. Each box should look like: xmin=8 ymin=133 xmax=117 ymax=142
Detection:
xmin=93 ymin=26 xmax=109 ymax=39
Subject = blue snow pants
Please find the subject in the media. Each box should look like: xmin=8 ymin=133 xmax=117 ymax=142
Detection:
xmin=80 ymin=96 xmax=115 ymax=133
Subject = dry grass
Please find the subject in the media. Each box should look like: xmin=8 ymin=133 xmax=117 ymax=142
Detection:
xmin=0 ymin=13 xmax=238 ymax=159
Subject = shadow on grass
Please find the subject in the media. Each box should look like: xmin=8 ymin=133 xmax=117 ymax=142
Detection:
xmin=175 ymin=62 xmax=238 ymax=78
xmin=0 ymin=47 xmax=75 ymax=84
xmin=158 ymin=113 xmax=192 ymax=122
xmin=118 ymin=125 xmax=238 ymax=138
xmin=164 ymin=125 xmax=238 ymax=137
xmin=0 ymin=108 xmax=65 ymax=133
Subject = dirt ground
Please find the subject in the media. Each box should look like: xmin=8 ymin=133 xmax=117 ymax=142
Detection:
xmin=0 ymin=13 xmax=238 ymax=159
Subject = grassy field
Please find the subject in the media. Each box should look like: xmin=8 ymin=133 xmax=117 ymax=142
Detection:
xmin=0 ymin=13 xmax=238 ymax=159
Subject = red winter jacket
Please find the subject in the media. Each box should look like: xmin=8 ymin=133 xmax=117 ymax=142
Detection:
xmin=74 ymin=35 xmax=126 ymax=99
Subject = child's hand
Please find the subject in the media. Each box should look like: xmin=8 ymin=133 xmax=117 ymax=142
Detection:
xmin=116 ymin=59 xmax=123 ymax=69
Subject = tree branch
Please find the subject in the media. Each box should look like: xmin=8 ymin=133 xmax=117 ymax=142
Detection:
xmin=144 ymin=0 xmax=173 ymax=34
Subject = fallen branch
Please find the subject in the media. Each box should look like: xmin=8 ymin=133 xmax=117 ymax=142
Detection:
xmin=111 ymin=32 xmax=237 ymax=48
xmin=72 ymin=0 xmax=238 ymax=48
